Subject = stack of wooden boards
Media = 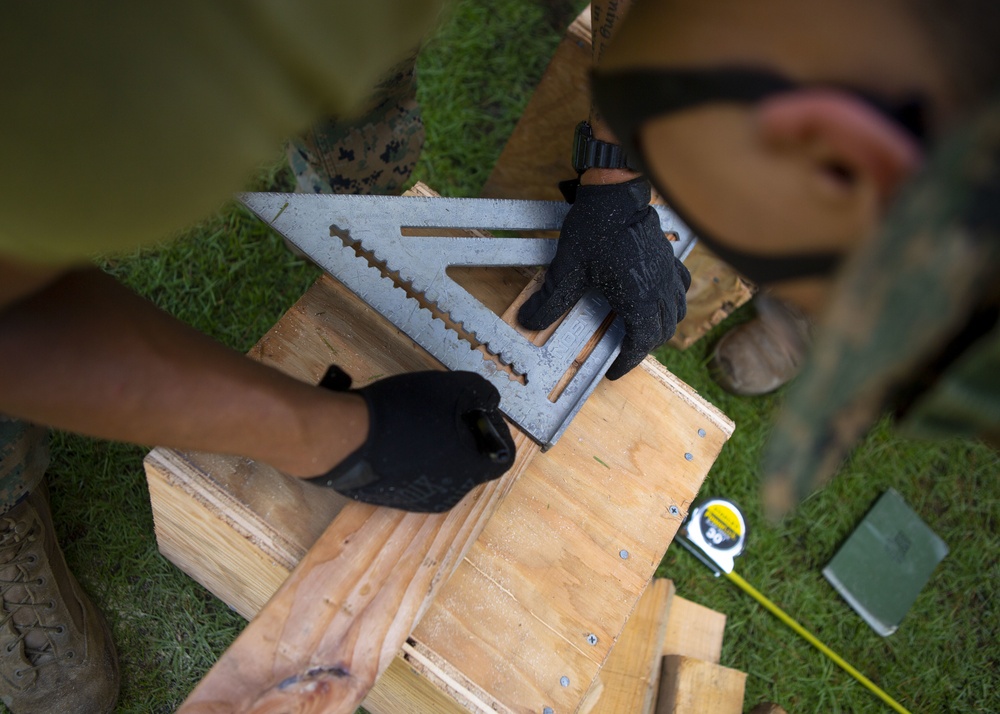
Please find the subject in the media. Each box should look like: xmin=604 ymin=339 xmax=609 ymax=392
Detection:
xmin=144 ymin=181 xmax=738 ymax=712
xmin=591 ymin=578 xmax=748 ymax=714
xmin=480 ymin=6 xmax=755 ymax=350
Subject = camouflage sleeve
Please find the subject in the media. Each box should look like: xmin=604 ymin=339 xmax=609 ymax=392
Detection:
xmin=761 ymin=94 xmax=1000 ymax=521
xmin=286 ymin=55 xmax=425 ymax=197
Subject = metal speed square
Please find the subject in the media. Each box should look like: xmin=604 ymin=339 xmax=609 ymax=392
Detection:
xmin=240 ymin=192 xmax=695 ymax=449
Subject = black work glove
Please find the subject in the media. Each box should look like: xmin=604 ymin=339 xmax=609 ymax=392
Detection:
xmin=518 ymin=177 xmax=692 ymax=379
xmin=308 ymin=366 xmax=515 ymax=513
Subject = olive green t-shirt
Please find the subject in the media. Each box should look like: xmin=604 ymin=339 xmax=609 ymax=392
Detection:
xmin=0 ymin=1 xmax=446 ymax=264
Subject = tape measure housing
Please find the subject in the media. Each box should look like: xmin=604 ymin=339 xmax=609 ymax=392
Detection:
xmin=679 ymin=498 xmax=747 ymax=574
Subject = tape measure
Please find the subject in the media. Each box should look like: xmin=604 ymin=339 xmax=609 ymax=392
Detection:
xmin=676 ymin=498 xmax=747 ymax=575
xmin=673 ymin=497 xmax=913 ymax=714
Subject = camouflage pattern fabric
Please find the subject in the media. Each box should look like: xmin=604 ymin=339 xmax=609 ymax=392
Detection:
xmin=762 ymin=95 xmax=1000 ymax=520
xmin=0 ymin=417 xmax=49 ymax=515
xmin=287 ymin=55 xmax=424 ymax=196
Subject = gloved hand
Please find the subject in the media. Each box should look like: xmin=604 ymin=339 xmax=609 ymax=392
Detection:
xmin=518 ymin=177 xmax=691 ymax=379
xmin=308 ymin=366 xmax=516 ymax=513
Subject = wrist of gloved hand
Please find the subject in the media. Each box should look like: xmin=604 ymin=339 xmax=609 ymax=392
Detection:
xmin=307 ymin=366 xmax=516 ymax=513
xmin=518 ymin=177 xmax=691 ymax=380
xmin=557 ymin=175 xmax=651 ymax=208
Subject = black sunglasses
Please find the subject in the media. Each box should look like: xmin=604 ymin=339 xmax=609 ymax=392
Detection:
xmin=591 ymin=66 xmax=928 ymax=283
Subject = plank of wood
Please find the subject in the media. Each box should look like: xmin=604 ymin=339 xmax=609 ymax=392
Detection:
xmin=145 ymin=449 xmax=305 ymax=621
xmin=662 ymin=596 xmax=728 ymax=664
xmin=586 ymin=578 xmax=675 ymax=714
xmin=655 ymin=655 xmax=747 ymax=714
xmin=178 ymin=455 xmax=530 ymax=713
xmin=645 ymin=584 xmax=675 ymax=714
xmin=147 ymin=184 xmax=735 ymax=713
xmin=478 ymin=5 xmax=754 ymax=350
xmin=143 ymin=266 xmax=524 ymax=714
xmin=479 ymin=8 xmax=590 ymax=203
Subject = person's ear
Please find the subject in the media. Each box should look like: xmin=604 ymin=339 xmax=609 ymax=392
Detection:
xmin=753 ymin=90 xmax=923 ymax=205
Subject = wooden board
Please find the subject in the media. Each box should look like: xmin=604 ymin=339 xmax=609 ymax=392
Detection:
xmin=478 ymin=5 xmax=754 ymax=349
xmin=662 ymin=596 xmax=728 ymax=664
xmin=146 ymin=183 xmax=734 ymax=712
xmin=587 ymin=578 xmax=675 ymax=714
xmin=655 ymin=656 xmax=747 ymax=714
xmin=479 ymin=11 xmax=593 ymax=203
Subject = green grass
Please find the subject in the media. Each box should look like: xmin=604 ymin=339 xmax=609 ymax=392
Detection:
xmin=20 ymin=0 xmax=1000 ymax=711
xmin=654 ymin=332 xmax=1000 ymax=713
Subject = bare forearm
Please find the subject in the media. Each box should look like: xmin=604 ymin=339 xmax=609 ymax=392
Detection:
xmin=592 ymin=0 xmax=632 ymax=66
xmin=585 ymin=0 xmax=641 ymax=186
xmin=0 ymin=267 xmax=366 ymax=477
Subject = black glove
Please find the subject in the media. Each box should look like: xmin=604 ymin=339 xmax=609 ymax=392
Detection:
xmin=518 ymin=177 xmax=691 ymax=379
xmin=308 ymin=366 xmax=515 ymax=513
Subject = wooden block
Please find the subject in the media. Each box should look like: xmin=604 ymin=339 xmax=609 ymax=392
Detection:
xmin=586 ymin=578 xmax=675 ymax=714
xmin=662 ymin=596 xmax=728 ymax=664
xmin=479 ymin=10 xmax=591 ymax=202
xmin=656 ymin=656 xmax=746 ymax=714
xmin=479 ymin=6 xmax=753 ymax=349
xmin=146 ymin=182 xmax=734 ymax=712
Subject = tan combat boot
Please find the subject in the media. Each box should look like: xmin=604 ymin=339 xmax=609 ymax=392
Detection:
xmin=710 ymin=295 xmax=813 ymax=396
xmin=0 ymin=482 xmax=119 ymax=713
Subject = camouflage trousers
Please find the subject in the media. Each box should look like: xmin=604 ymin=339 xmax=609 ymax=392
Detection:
xmin=286 ymin=55 xmax=424 ymax=196
xmin=0 ymin=416 xmax=49 ymax=516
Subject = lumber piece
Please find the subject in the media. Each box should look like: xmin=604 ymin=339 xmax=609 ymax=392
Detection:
xmin=144 ymin=448 xmax=316 ymax=622
xmin=586 ymin=578 xmax=675 ymax=714
xmin=655 ymin=655 xmax=747 ymax=714
xmin=662 ymin=595 xmax=728 ymax=664
xmin=479 ymin=10 xmax=591 ymax=203
xmin=479 ymin=5 xmax=754 ymax=349
xmin=178 ymin=448 xmax=531 ymax=713
xmin=147 ymin=186 xmax=735 ymax=713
